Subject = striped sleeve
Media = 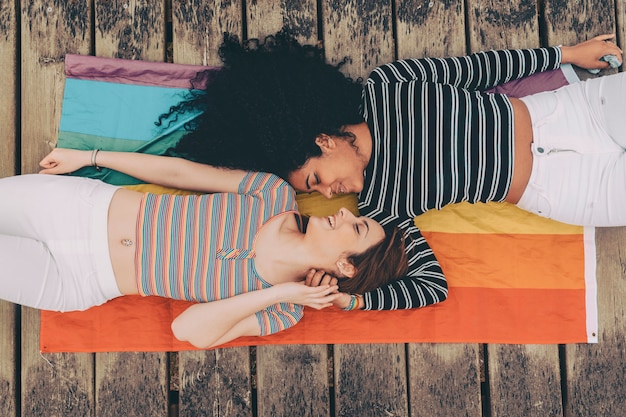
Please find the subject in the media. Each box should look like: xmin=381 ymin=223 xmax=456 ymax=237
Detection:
xmin=368 ymin=46 xmax=561 ymax=91
xmin=362 ymin=220 xmax=448 ymax=311
xmin=255 ymin=302 xmax=304 ymax=335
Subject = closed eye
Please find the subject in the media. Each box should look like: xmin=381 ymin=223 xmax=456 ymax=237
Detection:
xmin=305 ymin=173 xmax=320 ymax=191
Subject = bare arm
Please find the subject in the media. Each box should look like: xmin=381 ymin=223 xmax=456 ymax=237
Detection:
xmin=39 ymin=148 xmax=247 ymax=193
xmin=171 ymin=282 xmax=340 ymax=348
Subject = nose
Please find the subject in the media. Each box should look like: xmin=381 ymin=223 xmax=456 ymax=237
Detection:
xmin=319 ymin=186 xmax=333 ymax=199
xmin=337 ymin=207 xmax=354 ymax=219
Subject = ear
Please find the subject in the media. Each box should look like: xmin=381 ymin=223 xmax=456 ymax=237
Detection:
xmin=336 ymin=257 xmax=356 ymax=278
xmin=315 ymin=134 xmax=336 ymax=153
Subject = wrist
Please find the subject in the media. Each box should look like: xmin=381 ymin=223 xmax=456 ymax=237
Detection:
xmin=91 ymin=149 xmax=101 ymax=171
xmin=356 ymin=294 xmax=364 ymax=310
xmin=559 ymin=45 xmax=571 ymax=65
xmin=342 ymin=294 xmax=362 ymax=311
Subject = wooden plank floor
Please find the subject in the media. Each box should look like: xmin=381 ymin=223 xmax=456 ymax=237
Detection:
xmin=1 ymin=1 xmax=625 ymax=416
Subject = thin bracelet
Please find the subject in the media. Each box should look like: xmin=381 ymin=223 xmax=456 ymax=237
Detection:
xmin=91 ymin=149 xmax=101 ymax=171
xmin=342 ymin=294 xmax=359 ymax=311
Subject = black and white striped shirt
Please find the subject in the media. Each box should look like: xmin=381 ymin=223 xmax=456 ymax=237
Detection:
xmin=359 ymin=47 xmax=561 ymax=310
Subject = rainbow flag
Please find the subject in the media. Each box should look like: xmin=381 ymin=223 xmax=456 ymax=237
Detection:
xmin=40 ymin=55 xmax=597 ymax=352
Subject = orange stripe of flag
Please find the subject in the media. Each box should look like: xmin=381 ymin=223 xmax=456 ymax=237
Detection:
xmin=422 ymin=231 xmax=586 ymax=289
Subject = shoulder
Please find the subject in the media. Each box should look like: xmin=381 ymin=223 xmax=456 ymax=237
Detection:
xmin=241 ymin=172 xmax=293 ymax=194
xmin=242 ymin=172 xmax=298 ymax=209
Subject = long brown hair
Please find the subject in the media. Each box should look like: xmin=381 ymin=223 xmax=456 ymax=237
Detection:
xmin=338 ymin=225 xmax=408 ymax=294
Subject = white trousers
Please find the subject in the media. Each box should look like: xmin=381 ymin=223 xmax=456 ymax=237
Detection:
xmin=518 ymin=72 xmax=626 ymax=226
xmin=0 ymin=174 xmax=122 ymax=311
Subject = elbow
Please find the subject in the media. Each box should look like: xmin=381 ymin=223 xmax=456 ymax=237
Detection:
xmin=170 ymin=317 xmax=191 ymax=344
xmin=171 ymin=317 xmax=214 ymax=349
xmin=437 ymin=285 xmax=449 ymax=304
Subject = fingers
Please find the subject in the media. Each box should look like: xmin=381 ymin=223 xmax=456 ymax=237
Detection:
xmin=309 ymin=284 xmax=338 ymax=295
xmin=38 ymin=157 xmax=54 ymax=168
xmin=39 ymin=149 xmax=60 ymax=171
xmin=38 ymin=162 xmax=62 ymax=175
xmin=304 ymin=269 xmax=318 ymax=286
xmin=307 ymin=293 xmax=343 ymax=310
xmin=594 ymin=34 xmax=622 ymax=57
xmin=38 ymin=159 xmax=60 ymax=174
xmin=594 ymin=34 xmax=616 ymax=42
xmin=305 ymin=269 xmax=339 ymax=287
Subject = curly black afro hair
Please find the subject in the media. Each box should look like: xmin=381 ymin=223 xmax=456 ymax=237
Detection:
xmin=162 ymin=28 xmax=364 ymax=180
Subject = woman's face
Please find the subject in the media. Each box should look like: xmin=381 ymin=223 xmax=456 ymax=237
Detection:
xmin=288 ymin=135 xmax=368 ymax=198
xmin=306 ymin=208 xmax=384 ymax=276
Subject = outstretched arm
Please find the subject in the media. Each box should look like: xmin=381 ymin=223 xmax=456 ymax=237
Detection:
xmin=172 ymin=282 xmax=339 ymax=348
xmin=39 ymin=148 xmax=247 ymax=193
xmin=368 ymin=34 xmax=621 ymax=91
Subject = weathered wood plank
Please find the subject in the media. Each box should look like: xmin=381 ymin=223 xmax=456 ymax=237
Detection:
xmin=20 ymin=2 xmax=94 ymax=414
xmin=22 ymin=308 xmax=95 ymax=417
xmin=334 ymin=343 xmax=408 ymax=416
xmin=564 ymin=227 xmax=626 ymax=415
xmin=94 ymin=352 xmax=169 ymax=416
xmin=171 ymin=0 xmax=243 ymax=66
xmin=543 ymin=5 xmax=623 ymax=414
xmin=256 ymin=344 xmax=330 ymax=417
xmin=487 ymin=345 xmax=563 ymax=417
xmin=0 ymin=303 xmax=17 ymax=417
xmin=91 ymin=4 xmax=171 ymax=414
xmin=399 ymin=4 xmax=481 ymax=417
xmin=396 ymin=0 xmax=466 ymax=59
xmin=94 ymin=0 xmax=166 ymax=61
xmin=246 ymin=0 xmax=318 ymax=44
xmin=321 ymin=0 xmax=394 ymax=78
xmin=408 ymin=344 xmax=482 ymax=417
xmin=543 ymin=0 xmax=615 ymax=46
xmin=0 ymin=2 xmax=18 ymax=416
xmin=320 ymin=5 xmax=406 ymax=415
xmin=19 ymin=0 xmax=91 ymax=173
xmin=616 ymin=0 xmax=626 ymax=55
xmin=0 ymin=0 xmax=17 ymax=177
xmin=245 ymin=5 xmax=329 ymax=416
xmin=466 ymin=4 xmax=564 ymax=416
xmin=466 ymin=0 xmax=539 ymax=51
xmin=178 ymin=348 xmax=252 ymax=417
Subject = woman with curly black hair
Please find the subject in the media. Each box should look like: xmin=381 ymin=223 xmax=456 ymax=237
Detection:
xmin=166 ymin=30 xmax=364 ymax=181
xmin=166 ymin=29 xmax=625 ymax=313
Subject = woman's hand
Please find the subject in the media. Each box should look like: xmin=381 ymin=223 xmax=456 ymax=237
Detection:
xmin=275 ymin=281 xmax=341 ymax=310
xmin=561 ymin=34 xmax=623 ymax=70
xmin=305 ymin=269 xmax=338 ymax=287
xmin=39 ymin=148 xmax=91 ymax=174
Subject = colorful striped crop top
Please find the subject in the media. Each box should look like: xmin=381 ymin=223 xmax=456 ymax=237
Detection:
xmin=135 ymin=172 xmax=303 ymax=335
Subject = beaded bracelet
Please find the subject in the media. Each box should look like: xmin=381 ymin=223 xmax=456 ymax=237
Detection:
xmin=91 ymin=149 xmax=101 ymax=171
xmin=342 ymin=294 xmax=359 ymax=311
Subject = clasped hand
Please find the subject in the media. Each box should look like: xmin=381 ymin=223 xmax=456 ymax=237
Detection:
xmin=304 ymin=269 xmax=354 ymax=310
xmin=39 ymin=148 xmax=90 ymax=174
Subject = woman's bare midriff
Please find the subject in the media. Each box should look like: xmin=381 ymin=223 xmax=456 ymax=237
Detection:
xmin=505 ymin=97 xmax=534 ymax=204
xmin=107 ymin=188 xmax=143 ymax=295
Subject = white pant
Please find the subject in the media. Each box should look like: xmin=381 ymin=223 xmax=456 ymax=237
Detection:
xmin=0 ymin=175 xmax=122 ymax=311
xmin=518 ymin=72 xmax=626 ymax=226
